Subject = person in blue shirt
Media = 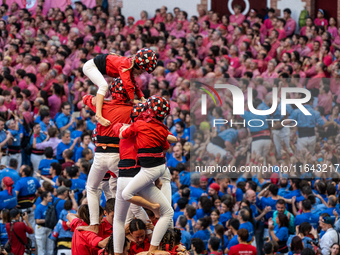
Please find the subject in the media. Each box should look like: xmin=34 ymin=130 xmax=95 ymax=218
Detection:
xmin=288 ymin=98 xmax=336 ymax=154
xmin=210 ymin=209 xmax=222 ymax=233
xmin=71 ymin=119 xmax=86 ymax=139
xmin=65 ymin=165 xmax=86 ymax=200
xmin=56 ymin=102 xmax=76 ymax=132
xmin=38 ymin=147 xmax=58 ymax=177
xmin=86 ymin=111 xmax=97 ymax=131
xmin=319 ymin=195 xmax=339 ymax=220
xmin=176 ymin=215 xmax=191 ymax=250
xmin=39 ymin=111 xmax=54 ymax=132
xmin=56 ymin=130 xmax=79 ymax=163
xmin=0 ymin=159 xmax=20 ymax=184
xmin=192 ymin=217 xmax=211 ymax=249
xmin=0 ymin=177 xmax=17 ymax=210
xmin=226 ymin=218 xmax=240 ymax=254
xmin=30 ymin=123 xmax=47 ymax=173
xmin=6 ymin=118 xmax=22 ymax=171
xmin=294 ymin=199 xmax=319 ymax=228
xmin=214 ymin=224 xmax=229 ymax=251
xmin=75 ymin=131 xmax=92 ymax=162
xmin=238 ymin=209 xmax=254 ymax=243
xmin=259 ymin=183 xmax=280 ymax=220
xmin=189 ymin=173 xmax=204 ymax=201
xmin=167 ymin=145 xmax=186 ymax=168
xmin=195 ymin=196 xmax=212 ymax=220
xmin=284 ymin=178 xmax=302 ymax=199
xmin=49 ymin=200 xmax=75 ymax=255
xmin=179 ymin=163 xmax=191 ymax=186
xmin=173 ymin=197 xmax=187 ymax=224
xmin=172 ymin=121 xmax=190 ymax=141
xmin=35 ymin=191 xmax=54 ymax=253
xmin=269 ymin=213 xmax=289 ymax=253
xmin=169 ymin=167 xmax=180 ymax=196
xmin=0 ymin=117 xmax=13 ymax=166
xmin=184 ymin=205 xmax=196 ymax=236
xmin=191 ymin=238 xmax=205 ymax=255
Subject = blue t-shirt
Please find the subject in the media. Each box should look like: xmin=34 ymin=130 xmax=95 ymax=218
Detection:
xmin=56 ymin=141 xmax=77 ymax=161
xmin=179 ymin=171 xmax=192 ymax=186
xmin=53 ymin=198 xmax=66 ymax=220
xmin=86 ymin=120 xmax=96 ymax=131
xmin=180 ymin=229 xmax=191 ymax=250
xmin=273 ymin=225 xmax=288 ymax=242
xmin=75 ymin=146 xmax=84 ymax=162
xmin=39 ymin=159 xmax=58 ymax=176
xmin=239 ymin=222 xmax=254 ymax=242
xmin=227 ymin=235 xmax=239 ymax=249
xmin=71 ymin=178 xmax=86 ymax=192
xmin=0 ymin=168 xmax=20 ymax=184
xmin=192 ymin=229 xmax=210 ymax=248
xmin=14 ymin=177 xmax=41 ymax=197
xmin=56 ymin=113 xmax=75 ymax=132
xmin=71 ymin=130 xmax=83 ymax=139
xmin=173 ymin=211 xmax=184 ymax=225
xmin=8 ymin=129 xmax=20 ymax=146
xmin=0 ymin=190 xmax=17 ymax=210
xmin=190 ymin=186 xmax=204 ymax=201
xmin=220 ymin=211 xmax=232 ymax=226
xmin=261 ymin=197 xmax=279 ymax=219
xmin=294 ymin=212 xmax=319 ymax=228
xmin=167 ymin=156 xmax=186 ymax=168
xmin=35 ymin=203 xmax=49 ymax=219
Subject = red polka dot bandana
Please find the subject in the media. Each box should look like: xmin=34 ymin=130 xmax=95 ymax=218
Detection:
xmin=109 ymin=78 xmax=128 ymax=100
xmin=135 ymin=48 xmax=157 ymax=74
xmin=131 ymin=103 xmax=146 ymax=122
xmin=146 ymin=95 xmax=170 ymax=118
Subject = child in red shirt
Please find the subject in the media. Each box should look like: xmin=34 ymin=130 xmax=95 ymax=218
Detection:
xmin=82 ymin=48 xmax=157 ymax=127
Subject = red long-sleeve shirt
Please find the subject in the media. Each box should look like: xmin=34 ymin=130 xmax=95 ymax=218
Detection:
xmin=70 ymin=218 xmax=103 ymax=255
xmin=83 ymin=95 xmax=132 ymax=152
xmin=102 ymin=54 xmax=144 ymax=101
xmin=121 ymin=117 xmax=169 ymax=167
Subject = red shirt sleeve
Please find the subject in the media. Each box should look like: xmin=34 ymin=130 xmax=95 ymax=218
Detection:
xmin=24 ymin=223 xmax=34 ymax=234
xmin=163 ymin=140 xmax=170 ymax=151
xmin=121 ymin=122 xmax=138 ymax=139
xmin=83 ymin=95 xmax=96 ymax=112
xmin=82 ymin=231 xmax=104 ymax=248
xmin=70 ymin=218 xmax=82 ymax=231
xmin=135 ymin=83 xmax=144 ymax=99
xmin=119 ymin=59 xmax=138 ymax=101
xmin=112 ymin=123 xmax=124 ymax=137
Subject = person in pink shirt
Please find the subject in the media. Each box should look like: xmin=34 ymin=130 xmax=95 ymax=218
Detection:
xmin=0 ymin=96 xmax=7 ymax=112
xmin=247 ymin=9 xmax=258 ymax=27
xmin=299 ymin=36 xmax=312 ymax=57
xmin=276 ymin=18 xmax=287 ymax=40
xmin=15 ymin=69 xmax=27 ymax=90
xmin=48 ymin=83 xmax=62 ymax=119
xmin=293 ymin=60 xmax=306 ymax=84
xmin=122 ymin=16 xmax=136 ymax=38
xmin=221 ymin=15 xmax=235 ymax=36
xmin=229 ymin=45 xmax=241 ymax=69
xmin=210 ymin=13 xmax=220 ymax=30
xmin=268 ymin=30 xmax=281 ymax=59
xmin=307 ymin=62 xmax=326 ymax=90
xmin=319 ymin=45 xmax=333 ymax=67
xmin=261 ymin=59 xmax=279 ymax=80
xmin=250 ymin=60 xmax=261 ymax=78
xmin=3 ymin=90 xmax=15 ymax=111
xmin=154 ymin=6 xmax=167 ymax=24
xmin=264 ymin=8 xmax=275 ymax=33
xmin=25 ymin=73 xmax=39 ymax=102
xmin=328 ymin=17 xmax=338 ymax=40
xmin=300 ymin=17 xmax=313 ymax=36
xmin=144 ymin=19 xmax=159 ymax=37
xmin=77 ymin=11 xmax=93 ymax=36
xmin=183 ymin=60 xmax=197 ymax=80
xmin=58 ymin=23 xmax=69 ymax=45
xmin=314 ymin=9 xmax=328 ymax=29
xmin=230 ymin=5 xmax=246 ymax=27
xmin=56 ymin=52 xmax=72 ymax=77
xmin=283 ymin=8 xmax=296 ymax=37
xmin=318 ymin=83 xmax=333 ymax=115
xmin=170 ymin=22 xmax=186 ymax=38
xmin=197 ymin=7 xmax=209 ymax=26
xmin=308 ymin=40 xmax=321 ymax=57
xmin=164 ymin=13 xmax=177 ymax=32
xmin=42 ymin=20 xmax=56 ymax=38
xmin=19 ymin=18 xmax=36 ymax=38
xmin=135 ymin=10 xmax=148 ymax=27
xmin=165 ymin=61 xmax=180 ymax=89
xmin=21 ymin=54 xmax=37 ymax=75
xmin=157 ymin=38 xmax=167 ymax=61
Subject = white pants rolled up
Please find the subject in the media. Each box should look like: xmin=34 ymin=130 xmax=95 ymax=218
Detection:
xmin=35 ymin=225 xmax=54 ymax=255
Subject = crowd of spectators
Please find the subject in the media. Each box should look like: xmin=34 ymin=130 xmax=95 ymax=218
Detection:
xmin=0 ymin=1 xmax=339 ymax=255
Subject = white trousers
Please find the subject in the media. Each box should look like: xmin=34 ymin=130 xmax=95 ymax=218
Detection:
xmin=86 ymin=152 xmax=119 ymax=225
xmin=114 ymin=176 xmax=152 ymax=253
xmin=121 ymin=164 xmax=174 ymax=247
xmin=206 ymin=143 xmax=228 ymax=157
xmin=83 ymin=59 xmax=108 ymax=96
xmin=297 ymin=136 xmax=316 ymax=154
xmin=0 ymin=155 xmax=8 ymax=166
xmin=251 ymin=139 xmax=271 ymax=159
xmin=31 ymin=154 xmax=45 ymax=173
xmin=272 ymin=127 xmax=292 ymax=158
xmin=35 ymin=225 xmax=54 ymax=255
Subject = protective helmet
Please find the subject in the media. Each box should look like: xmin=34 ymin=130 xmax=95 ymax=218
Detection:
xmin=130 ymin=103 xmax=146 ymax=122
xmin=146 ymin=95 xmax=170 ymax=119
xmin=109 ymin=78 xmax=128 ymax=100
xmin=134 ymin=48 xmax=157 ymax=74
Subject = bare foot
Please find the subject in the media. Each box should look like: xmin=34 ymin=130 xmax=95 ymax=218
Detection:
xmin=76 ymin=224 xmax=99 ymax=234
xmin=151 ymin=203 xmax=161 ymax=219
xmin=96 ymin=115 xmax=111 ymax=127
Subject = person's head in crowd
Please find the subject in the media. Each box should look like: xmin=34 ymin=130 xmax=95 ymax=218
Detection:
xmin=238 ymin=208 xmax=250 ymax=223
xmin=227 ymin=218 xmax=240 ymax=234
xmin=199 ymin=196 xmax=213 ymax=214
xmin=43 ymin=146 xmax=53 ymax=160
xmin=56 ymin=186 xmax=70 ymax=199
xmin=290 ymin=236 xmax=304 ymax=254
xmin=104 ymin=198 xmax=115 ymax=225
xmin=177 ymin=197 xmax=188 ymax=211
xmin=129 ymin=219 xmax=147 ymax=246
xmin=245 ymin=189 xmax=257 ymax=204
xmin=61 ymin=102 xmax=71 ymax=117
xmin=200 ymin=175 xmax=208 ymax=191
xmin=330 ymin=244 xmax=340 ymax=255
xmin=40 ymin=191 xmax=53 ymax=205
xmin=319 ymin=214 xmax=334 ymax=231
xmin=61 ymin=130 xmax=72 ymax=145
xmin=50 ymin=162 xmax=62 ymax=177
xmin=184 ymin=204 xmax=196 ymax=220
xmin=9 ymin=208 xmax=21 ymax=221
xmin=276 ymin=213 xmax=289 ymax=228
xmin=208 ymin=183 xmax=220 ymax=197
xmin=237 ymin=228 xmax=249 ymax=244
xmin=191 ymin=238 xmax=205 ymax=255
xmin=82 ymin=148 xmax=93 ymax=161
xmin=208 ymin=236 xmax=220 ymax=252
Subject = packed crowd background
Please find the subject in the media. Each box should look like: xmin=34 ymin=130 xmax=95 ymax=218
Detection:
xmin=0 ymin=1 xmax=339 ymax=255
